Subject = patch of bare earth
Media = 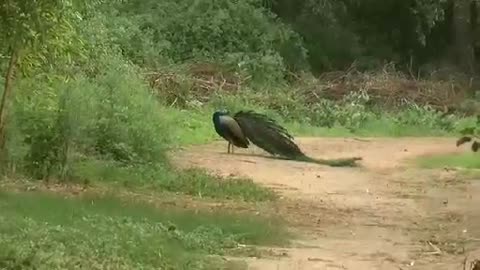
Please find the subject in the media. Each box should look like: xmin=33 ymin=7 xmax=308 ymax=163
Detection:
xmin=170 ymin=137 xmax=480 ymax=270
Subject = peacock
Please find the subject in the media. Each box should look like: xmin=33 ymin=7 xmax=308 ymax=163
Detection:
xmin=212 ymin=109 xmax=362 ymax=167
xmin=212 ymin=109 xmax=250 ymax=154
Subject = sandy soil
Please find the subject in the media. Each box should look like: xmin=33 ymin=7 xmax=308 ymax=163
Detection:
xmin=171 ymin=137 xmax=480 ymax=270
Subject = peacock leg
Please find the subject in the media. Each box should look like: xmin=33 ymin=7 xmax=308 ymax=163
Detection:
xmin=227 ymin=142 xmax=231 ymax=154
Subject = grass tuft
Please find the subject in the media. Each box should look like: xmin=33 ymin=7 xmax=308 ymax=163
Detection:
xmin=0 ymin=190 xmax=290 ymax=269
xmin=71 ymin=159 xmax=277 ymax=202
xmin=416 ymin=152 xmax=480 ymax=169
xmin=159 ymin=168 xmax=278 ymax=201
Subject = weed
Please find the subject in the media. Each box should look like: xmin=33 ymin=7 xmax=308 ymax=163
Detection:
xmin=455 ymin=115 xmax=480 ymax=152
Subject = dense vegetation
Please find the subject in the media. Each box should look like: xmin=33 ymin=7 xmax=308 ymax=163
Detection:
xmin=0 ymin=0 xmax=478 ymax=182
xmin=1 ymin=0 xmax=480 ymax=268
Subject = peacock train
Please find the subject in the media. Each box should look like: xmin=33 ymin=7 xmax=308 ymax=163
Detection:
xmin=212 ymin=109 xmax=362 ymax=167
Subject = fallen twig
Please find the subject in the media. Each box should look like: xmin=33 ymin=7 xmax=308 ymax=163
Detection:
xmin=425 ymin=241 xmax=442 ymax=255
xmin=352 ymin=137 xmax=371 ymax=142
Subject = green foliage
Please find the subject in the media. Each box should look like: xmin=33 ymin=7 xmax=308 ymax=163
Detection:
xmin=416 ymin=152 xmax=480 ymax=169
xmin=456 ymin=115 xmax=480 ymax=152
xmin=9 ymin=56 xmax=173 ymax=179
xmin=71 ymin=159 xmax=277 ymax=202
xmin=392 ymin=103 xmax=456 ymax=132
xmin=0 ymin=0 xmax=475 ymax=196
xmin=88 ymin=59 xmax=172 ymax=164
xmin=2 ymin=1 xmax=477 ymax=268
xmin=310 ymin=91 xmax=375 ymax=131
xmin=287 ymin=0 xmax=365 ymax=71
xmin=270 ymin=0 xmax=450 ymax=72
xmin=0 ymin=191 xmax=289 ymax=269
xmin=157 ymin=168 xmax=278 ymax=201
xmin=208 ymin=87 xmax=464 ymax=135
xmin=92 ymin=0 xmax=308 ymax=84
xmin=0 ymin=0 xmax=466 ymax=78
xmin=0 ymin=0 xmax=85 ymax=72
xmin=200 ymin=87 xmax=472 ymax=139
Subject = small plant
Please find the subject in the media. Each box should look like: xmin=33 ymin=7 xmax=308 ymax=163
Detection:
xmin=309 ymin=90 xmax=374 ymax=131
xmin=456 ymin=115 xmax=480 ymax=152
xmin=393 ymin=103 xmax=456 ymax=132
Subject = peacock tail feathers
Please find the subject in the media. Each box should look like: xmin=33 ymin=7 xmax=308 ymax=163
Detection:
xmin=234 ymin=111 xmax=294 ymax=139
xmin=213 ymin=109 xmax=362 ymax=167
xmin=298 ymin=155 xmax=363 ymax=167
xmin=233 ymin=110 xmax=304 ymax=159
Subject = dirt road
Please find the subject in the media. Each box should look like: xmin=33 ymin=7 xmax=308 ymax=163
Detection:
xmin=171 ymin=137 xmax=480 ymax=270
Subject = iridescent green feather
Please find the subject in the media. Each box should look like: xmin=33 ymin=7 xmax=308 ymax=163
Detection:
xmin=232 ymin=110 xmax=362 ymax=167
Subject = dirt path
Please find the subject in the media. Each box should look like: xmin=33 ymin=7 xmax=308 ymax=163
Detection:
xmin=171 ymin=137 xmax=480 ymax=270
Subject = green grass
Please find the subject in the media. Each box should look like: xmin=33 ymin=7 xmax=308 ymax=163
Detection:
xmin=0 ymin=190 xmax=290 ymax=269
xmin=160 ymin=168 xmax=278 ymax=201
xmin=163 ymin=107 xmax=218 ymax=146
xmin=416 ymin=152 xmax=480 ymax=169
xmin=72 ymin=159 xmax=277 ymax=202
xmin=284 ymin=118 xmax=459 ymax=138
xmin=165 ymin=105 xmax=477 ymax=148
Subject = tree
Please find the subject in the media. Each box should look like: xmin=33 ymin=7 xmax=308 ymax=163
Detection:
xmin=0 ymin=0 xmax=81 ymax=164
xmin=452 ymin=0 xmax=475 ymax=75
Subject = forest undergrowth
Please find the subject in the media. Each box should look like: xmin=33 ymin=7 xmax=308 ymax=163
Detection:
xmin=1 ymin=0 xmax=480 ymax=268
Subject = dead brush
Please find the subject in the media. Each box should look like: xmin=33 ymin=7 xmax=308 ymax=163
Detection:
xmin=145 ymin=62 xmax=249 ymax=107
xmin=300 ymin=62 xmax=468 ymax=113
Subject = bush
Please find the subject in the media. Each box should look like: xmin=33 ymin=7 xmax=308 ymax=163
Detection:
xmin=456 ymin=115 xmax=480 ymax=152
xmin=100 ymin=0 xmax=308 ymax=84
xmin=392 ymin=103 xmax=456 ymax=132
xmin=8 ymin=55 xmax=173 ymax=180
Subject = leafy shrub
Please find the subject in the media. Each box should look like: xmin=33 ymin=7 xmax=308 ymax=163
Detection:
xmin=99 ymin=0 xmax=308 ymax=84
xmin=456 ymin=115 xmax=480 ymax=152
xmin=393 ymin=103 xmax=456 ymax=132
xmin=89 ymin=57 xmax=172 ymax=164
xmin=209 ymin=87 xmax=375 ymax=132
xmin=9 ymin=56 xmax=173 ymax=179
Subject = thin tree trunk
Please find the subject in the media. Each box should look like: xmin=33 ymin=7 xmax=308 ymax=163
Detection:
xmin=0 ymin=47 xmax=20 ymax=164
xmin=453 ymin=0 xmax=475 ymax=75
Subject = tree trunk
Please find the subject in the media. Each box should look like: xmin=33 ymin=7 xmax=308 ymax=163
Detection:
xmin=452 ymin=0 xmax=475 ymax=75
xmin=0 ymin=47 xmax=20 ymax=164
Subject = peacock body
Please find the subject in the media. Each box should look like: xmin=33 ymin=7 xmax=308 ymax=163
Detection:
xmin=212 ymin=110 xmax=249 ymax=153
xmin=212 ymin=109 xmax=362 ymax=167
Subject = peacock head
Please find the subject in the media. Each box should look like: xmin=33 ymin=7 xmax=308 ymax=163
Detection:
xmin=214 ymin=108 xmax=230 ymax=115
xmin=212 ymin=109 xmax=230 ymax=123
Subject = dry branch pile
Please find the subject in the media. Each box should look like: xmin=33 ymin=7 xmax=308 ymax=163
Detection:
xmin=302 ymin=66 xmax=469 ymax=112
xmin=146 ymin=62 xmax=249 ymax=107
xmin=146 ymin=61 xmax=473 ymax=113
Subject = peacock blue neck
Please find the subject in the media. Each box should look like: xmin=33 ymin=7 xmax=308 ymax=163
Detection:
xmin=212 ymin=111 xmax=229 ymax=133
